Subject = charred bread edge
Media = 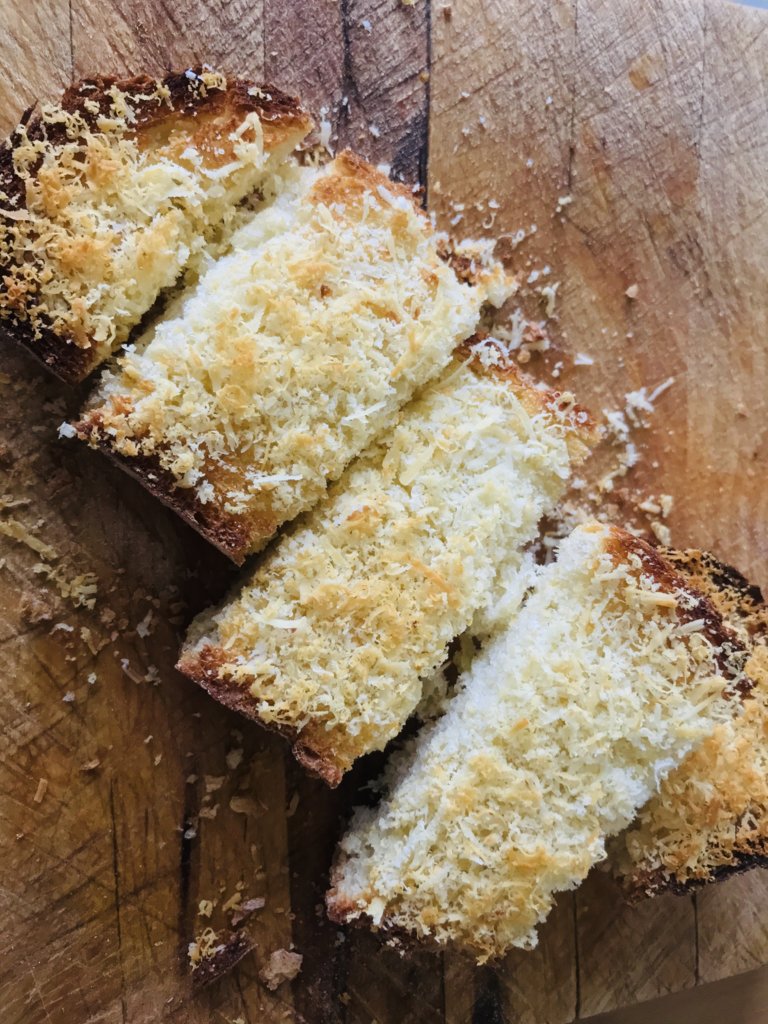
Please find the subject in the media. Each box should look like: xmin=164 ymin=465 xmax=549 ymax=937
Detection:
xmin=325 ymin=889 xmax=490 ymax=960
xmin=605 ymin=528 xmax=753 ymax=697
xmin=0 ymin=320 xmax=94 ymax=385
xmin=623 ymin=848 xmax=768 ymax=902
xmin=77 ymin=431 xmax=254 ymax=564
xmin=0 ymin=69 xmax=310 ymax=384
xmin=175 ymin=644 xmax=343 ymax=787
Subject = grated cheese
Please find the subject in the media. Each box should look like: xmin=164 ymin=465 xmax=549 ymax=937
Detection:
xmin=78 ymin=152 xmax=512 ymax=557
xmin=179 ymin=344 xmax=596 ymax=780
xmin=0 ymin=72 xmax=311 ymax=374
xmin=328 ymin=523 xmax=748 ymax=961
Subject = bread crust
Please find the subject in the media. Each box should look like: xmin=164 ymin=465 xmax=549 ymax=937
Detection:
xmin=75 ymin=428 xmax=254 ymax=563
xmin=0 ymin=69 xmax=310 ymax=384
xmin=176 ymin=643 xmax=344 ymax=786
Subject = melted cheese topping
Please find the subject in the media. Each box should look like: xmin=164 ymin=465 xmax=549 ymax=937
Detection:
xmin=0 ymin=72 xmax=307 ymax=366
xmin=181 ymin=350 xmax=592 ymax=776
xmin=83 ymin=156 xmax=511 ymax=552
xmin=327 ymin=523 xmax=745 ymax=961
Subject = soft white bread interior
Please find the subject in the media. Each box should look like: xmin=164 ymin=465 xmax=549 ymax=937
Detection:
xmin=325 ymin=523 xmax=750 ymax=961
xmin=0 ymin=69 xmax=312 ymax=381
xmin=613 ymin=550 xmax=768 ymax=897
xmin=177 ymin=340 xmax=597 ymax=782
xmin=75 ymin=154 xmax=513 ymax=561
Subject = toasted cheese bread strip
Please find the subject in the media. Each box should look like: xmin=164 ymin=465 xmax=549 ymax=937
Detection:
xmin=613 ymin=550 xmax=768 ymax=898
xmin=0 ymin=69 xmax=311 ymax=381
xmin=325 ymin=523 xmax=751 ymax=962
xmin=177 ymin=340 xmax=597 ymax=782
xmin=74 ymin=154 xmax=512 ymax=561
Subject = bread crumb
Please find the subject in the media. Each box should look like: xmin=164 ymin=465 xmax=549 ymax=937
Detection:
xmin=204 ymin=775 xmax=226 ymax=793
xmin=650 ymin=520 xmax=672 ymax=545
xmin=136 ymin=609 xmax=154 ymax=637
xmin=259 ymin=949 xmax=303 ymax=991
xmin=230 ymin=795 xmax=261 ymax=817
xmin=33 ymin=778 xmax=48 ymax=803
xmin=625 ymin=283 xmax=639 ymax=299
xmin=225 ymin=748 xmax=243 ymax=770
xmin=231 ymin=897 xmax=266 ymax=927
xmin=19 ymin=592 xmax=54 ymax=624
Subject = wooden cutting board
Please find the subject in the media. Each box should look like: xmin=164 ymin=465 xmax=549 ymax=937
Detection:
xmin=1 ymin=1 xmax=767 ymax=1022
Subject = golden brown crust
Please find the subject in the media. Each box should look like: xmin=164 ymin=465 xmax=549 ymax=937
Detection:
xmin=0 ymin=69 xmax=310 ymax=384
xmin=176 ymin=644 xmax=344 ymax=786
xmin=309 ymin=149 xmax=421 ymax=212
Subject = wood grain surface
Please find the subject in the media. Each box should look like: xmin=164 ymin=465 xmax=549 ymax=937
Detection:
xmin=0 ymin=1 xmax=766 ymax=1022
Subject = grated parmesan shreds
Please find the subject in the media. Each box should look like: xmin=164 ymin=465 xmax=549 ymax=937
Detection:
xmin=613 ymin=553 xmax=768 ymax=895
xmin=0 ymin=71 xmax=312 ymax=375
xmin=327 ymin=523 xmax=749 ymax=962
xmin=178 ymin=341 xmax=596 ymax=782
xmin=77 ymin=152 xmax=513 ymax=558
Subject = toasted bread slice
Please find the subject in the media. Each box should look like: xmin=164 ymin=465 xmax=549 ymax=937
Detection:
xmin=177 ymin=340 xmax=597 ymax=783
xmin=0 ymin=69 xmax=311 ymax=382
xmin=73 ymin=155 xmax=513 ymax=562
xmin=613 ymin=550 xmax=768 ymax=898
xmin=325 ymin=523 xmax=751 ymax=962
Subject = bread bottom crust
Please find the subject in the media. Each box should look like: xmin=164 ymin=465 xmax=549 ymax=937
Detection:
xmin=176 ymin=643 xmax=344 ymax=786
